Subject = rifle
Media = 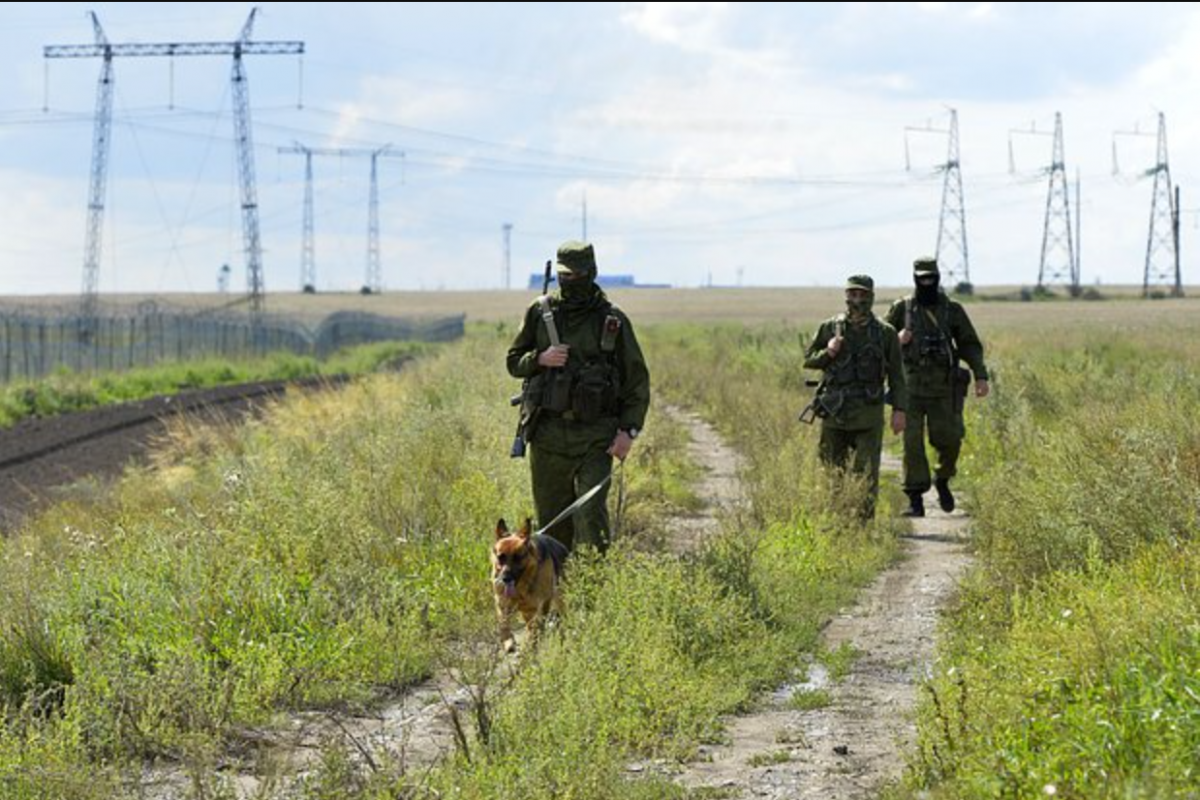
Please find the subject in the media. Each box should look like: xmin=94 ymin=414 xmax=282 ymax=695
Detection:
xmin=798 ymin=378 xmax=822 ymax=424
xmin=509 ymin=390 xmax=529 ymax=457
xmin=510 ymin=260 xmax=557 ymax=458
xmin=799 ymin=378 xmax=846 ymax=425
xmin=798 ymin=316 xmax=845 ymax=425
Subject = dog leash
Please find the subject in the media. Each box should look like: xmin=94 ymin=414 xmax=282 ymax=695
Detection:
xmin=533 ymin=462 xmax=625 ymax=538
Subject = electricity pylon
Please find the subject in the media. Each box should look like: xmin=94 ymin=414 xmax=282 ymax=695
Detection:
xmin=1115 ymin=113 xmax=1182 ymax=297
xmin=1010 ymin=112 xmax=1078 ymax=293
xmin=45 ymin=8 xmax=304 ymax=330
xmin=278 ymin=145 xmax=404 ymax=293
xmin=502 ymin=223 xmax=513 ymax=290
xmin=905 ymin=107 xmax=970 ymax=288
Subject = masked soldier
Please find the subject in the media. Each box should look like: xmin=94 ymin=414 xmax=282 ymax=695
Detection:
xmin=804 ymin=274 xmax=906 ymax=521
xmin=506 ymin=241 xmax=650 ymax=553
xmin=885 ymin=257 xmax=990 ymax=517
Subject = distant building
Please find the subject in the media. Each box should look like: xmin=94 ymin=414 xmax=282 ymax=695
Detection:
xmin=525 ymin=273 xmax=668 ymax=290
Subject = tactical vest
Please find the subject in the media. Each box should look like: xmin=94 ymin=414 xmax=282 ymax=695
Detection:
xmin=825 ymin=316 xmax=886 ymax=402
xmin=905 ymin=297 xmax=956 ymax=371
xmin=529 ymin=299 xmax=623 ymax=423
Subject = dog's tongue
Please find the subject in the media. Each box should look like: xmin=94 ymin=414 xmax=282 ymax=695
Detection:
xmin=503 ymin=583 xmax=516 ymax=598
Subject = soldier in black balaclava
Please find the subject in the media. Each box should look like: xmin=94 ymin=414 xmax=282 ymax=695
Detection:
xmin=885 ymin=257 xmax=990 ymax=517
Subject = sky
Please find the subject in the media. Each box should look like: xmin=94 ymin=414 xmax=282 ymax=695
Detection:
xmin=1 ymin=1 xmax=1198 ymax=295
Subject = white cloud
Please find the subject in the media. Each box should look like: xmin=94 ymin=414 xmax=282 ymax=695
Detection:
xmin=330 ymin=75 xmax=482 ymax=145
xmin=620 ymin=2 xmax=731 ymax=51
xmin=6 ymin=2 xmax=1200 ymax=293
xmin=0 ymin=171 xmax=84 ymax=294
xmin=555 ymin=178 xmax=685 ymax=224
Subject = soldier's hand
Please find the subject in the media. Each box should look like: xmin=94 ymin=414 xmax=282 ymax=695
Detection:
xmin=608 ymin=430 xmax=634 ymax=461
xmin=826 ymin=336 xmax=844 ymax=358
xmin=891 ymin=409 xmax=906 ymax=435
xmin=537 ymin=344 xmax=570 ymax=368
xmin=898 ymin=328 xmax=913 ymax=346
xmin=975 ymin=379 xmax=990 ymax=398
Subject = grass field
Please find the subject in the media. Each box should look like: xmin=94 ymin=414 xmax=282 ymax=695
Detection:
xmin=0 ymin=290 xmax=1196 ymax=798
xmin=7 ymin=285 xmax=1199 ymax=327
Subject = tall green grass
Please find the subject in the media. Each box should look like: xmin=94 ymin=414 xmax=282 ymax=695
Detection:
xmin=901 ymin=327 xmax=1200 ymax=799
xmin=366 ymin=324 xmax=903 ymax=799
xmin=0 ymin=326 xmax=702 ymax=796
xmin=0 ymin=321 xmax=903 ymax=798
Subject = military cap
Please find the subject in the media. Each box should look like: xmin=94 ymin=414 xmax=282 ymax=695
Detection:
xmin=845 ymin=274 xmax=874 ymax=291
xmin=913 ymin=256 xmax=939 ymax=277
xmin=555 ymin=240 xmax=597 ymax=277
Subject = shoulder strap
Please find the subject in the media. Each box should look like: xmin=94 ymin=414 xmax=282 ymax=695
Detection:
xmin=921 ymin=295 xmax=952 ymax=331
xmin=537 ymin=295 xmax=561 ymax=347
xmin=938 ymin=298 xmax=952 ymax=331
xmin=868 ymin=316 xmax=884 ymax=346
xmin=940 ymin=300 xmax=957 ymax=359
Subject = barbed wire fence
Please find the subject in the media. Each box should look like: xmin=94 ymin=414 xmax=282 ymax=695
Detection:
xmin=0 ymin=302 xmax=464 ymax=383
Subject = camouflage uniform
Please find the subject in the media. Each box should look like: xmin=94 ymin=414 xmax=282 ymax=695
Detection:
xmin=884 ymin=257 xmax=989 ymax=513
xmin=506 ymin=241 xmax=650 ymax=553
xmin=804 ymin=275 xmax=906 ymax=520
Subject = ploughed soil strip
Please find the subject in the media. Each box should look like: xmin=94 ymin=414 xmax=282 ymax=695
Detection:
xmin=0 ymin=376 xmax=346 ymax=529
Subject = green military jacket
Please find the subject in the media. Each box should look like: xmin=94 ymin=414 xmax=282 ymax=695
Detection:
xmin=884 ymin=292 xmax=989 ymax=399
xmin=506 ymin=288 xmax=650 ymax=455
xmin=803 ymin=313 xmax=906 ymax=430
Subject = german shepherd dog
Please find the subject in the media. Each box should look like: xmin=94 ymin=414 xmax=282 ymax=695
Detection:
xmin=492 ymin=518 xmax=568 ymax=653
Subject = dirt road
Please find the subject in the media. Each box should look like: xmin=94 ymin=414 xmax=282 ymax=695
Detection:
xmin=673 ymin=447 xmax=972 ymax=798
xmin=4 ymin=392 xmax=970 ymax=798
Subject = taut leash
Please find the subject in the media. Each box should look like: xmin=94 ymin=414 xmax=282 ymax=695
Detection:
xmin=533 ymin=462 xmax=625 ymax=538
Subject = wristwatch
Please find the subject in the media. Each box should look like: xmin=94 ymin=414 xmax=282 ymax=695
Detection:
xmin=622 ymin=427 xmax=640 ymax=440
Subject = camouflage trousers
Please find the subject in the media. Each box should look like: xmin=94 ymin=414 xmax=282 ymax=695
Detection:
xmin=818 ymin=422 xmax=883 ymax=520
xmin=902 ymin=394 xmax=965 ymax=493
xmin=528 ymin=445 xmax=613 ymax=553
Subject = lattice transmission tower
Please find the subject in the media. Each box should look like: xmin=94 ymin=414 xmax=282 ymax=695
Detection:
xmin=45 ymin=8 xmax=303 ymax=333
xmin=1114 ymin=112 xmax=1182 ymax=297
xmin=1010 ymin=112 xmax=1078 ymax=293
xmin=905 ymin=107 xmax=970 ymax=289
xmin=278 ymin=145 xmax=404 ymax=293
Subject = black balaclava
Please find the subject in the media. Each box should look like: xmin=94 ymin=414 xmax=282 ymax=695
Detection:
xmin=916 ymin=275 xmax=940 ymax=306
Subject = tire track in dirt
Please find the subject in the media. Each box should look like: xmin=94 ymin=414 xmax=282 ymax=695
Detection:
xmin=145 ymin=404 xmax=753 ymax=798
xmin=673 ymin=449 xmax=972 ymax=799
xmin=660 ymin=404 xmax=747 ymax=554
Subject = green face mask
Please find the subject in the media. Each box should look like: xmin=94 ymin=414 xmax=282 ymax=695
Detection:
xmin=845 ymin=296 xmax=873 ymax=316
xmin=560 ymin=277 xmax=594 ymax=303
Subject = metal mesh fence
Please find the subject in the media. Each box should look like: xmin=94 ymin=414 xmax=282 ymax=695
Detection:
xmin=0 ymin=305 xmax=464 ymax=383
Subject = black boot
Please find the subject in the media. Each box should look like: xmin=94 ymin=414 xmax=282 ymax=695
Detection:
xmin=935 ymin=478 xmax=955 ymax=513
xmin=901 ymin=491 xmax=925 ymax=518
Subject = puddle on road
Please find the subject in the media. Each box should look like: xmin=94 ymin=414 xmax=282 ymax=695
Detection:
xmin=772 ymin=662 xmax=831 ymax=703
